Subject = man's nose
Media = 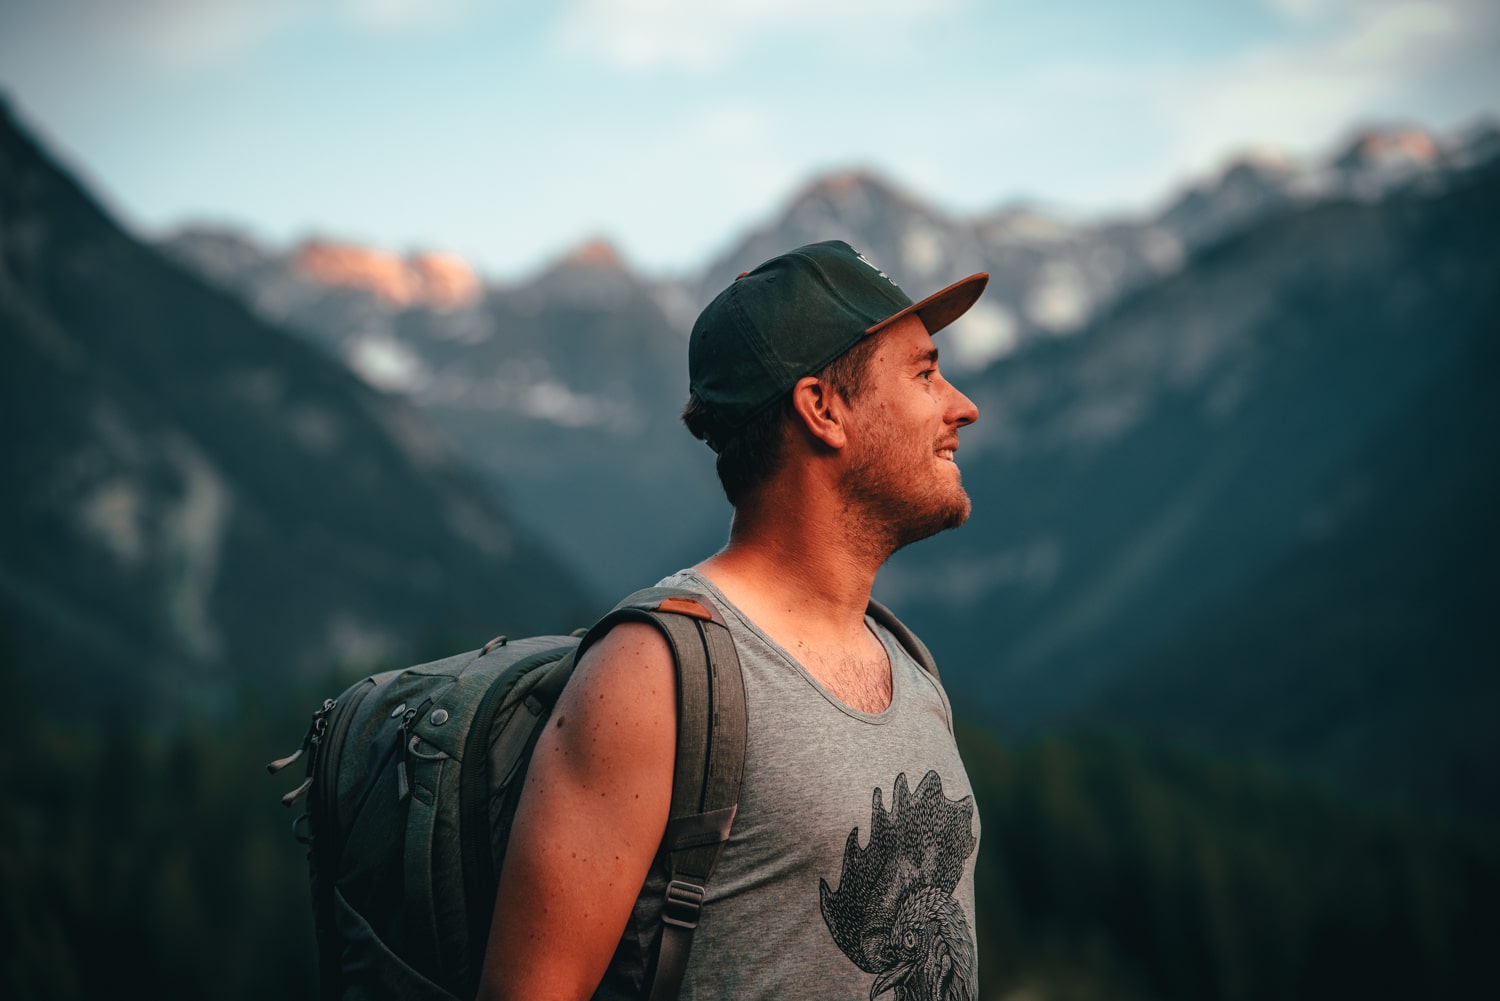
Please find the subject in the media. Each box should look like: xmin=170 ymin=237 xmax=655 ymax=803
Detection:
xmin=946 ymin=381 xmax=979 ymax=427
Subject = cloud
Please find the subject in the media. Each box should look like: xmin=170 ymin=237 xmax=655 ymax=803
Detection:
xmin=1020 ymin=0 xmax=1499 ymax=206
xmin=554 ymin=0 xmax=960 ymax=71
xmin=0 ymin=0 xmax=485 ymax=73
xmin=0 ymin=0 xmax=300 ymax=71
xmin=1161 ymin=0 xmax=1492 ymax=165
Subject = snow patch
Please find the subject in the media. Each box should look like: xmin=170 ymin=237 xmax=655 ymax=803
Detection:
xmin=1026 ymin=261 xmax=1090 ymax=334
xmin=901 ymin=225 xmax=944 ymax=278
xmin=517 ymin=379 xmax=641 ymax=430
xmin=162 ymin=438 xmax=231 ymax=661
xmin=325 ymin=612 xmax=402 ymax=668
xmin=347 ymin=333 xmax=431 ymax=393
xmin=1140 ymin=228 xmax=1185 ymax=274
xmin=946 ymin=301 xmax=1019 ymax=371
xmin=77 ymin=479 xmax=147 ymax=567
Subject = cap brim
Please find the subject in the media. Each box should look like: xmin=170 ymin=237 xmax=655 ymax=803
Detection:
xmin=865 ymin=272 xmax=989 ymax=338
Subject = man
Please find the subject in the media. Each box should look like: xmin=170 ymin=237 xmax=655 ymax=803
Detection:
xmin=480 ymin=240 xmax=987 ymax=1000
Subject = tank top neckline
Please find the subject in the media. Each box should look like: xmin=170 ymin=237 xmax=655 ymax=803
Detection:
xmin=671 ymin=569 xmax=911 ymax=724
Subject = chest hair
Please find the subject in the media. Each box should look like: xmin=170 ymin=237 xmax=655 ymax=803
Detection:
xmin=797 ymin=636 xmax=893 ymax=714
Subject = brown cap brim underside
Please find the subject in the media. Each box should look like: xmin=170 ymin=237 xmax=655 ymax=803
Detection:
xmin=865 ymin=272 xmax=990 ymax=338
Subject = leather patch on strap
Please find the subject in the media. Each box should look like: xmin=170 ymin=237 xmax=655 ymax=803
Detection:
xmin=656 ymin=596 xmax=713 ymax=621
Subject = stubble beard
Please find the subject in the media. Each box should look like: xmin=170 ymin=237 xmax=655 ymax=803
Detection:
xmin=840 ymin=437 xmax=973 ymax=558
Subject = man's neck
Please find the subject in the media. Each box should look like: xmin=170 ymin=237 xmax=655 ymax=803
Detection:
xmin=694 ymin=496 xmax=885 ymax=640
xmin=692 ymin=467 xmax=902 ymax=712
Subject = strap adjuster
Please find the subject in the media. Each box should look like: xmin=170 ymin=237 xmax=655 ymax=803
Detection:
xmin=662 ymin=879 xmax=706 ymax=930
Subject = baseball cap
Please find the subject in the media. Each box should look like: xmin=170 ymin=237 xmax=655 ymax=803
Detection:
xmin=687 ymin=240 xmax=988 ymax=452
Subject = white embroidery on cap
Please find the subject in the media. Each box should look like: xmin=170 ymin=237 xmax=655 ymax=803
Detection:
xmin=855 ymin=253 xmax=901 ymax=289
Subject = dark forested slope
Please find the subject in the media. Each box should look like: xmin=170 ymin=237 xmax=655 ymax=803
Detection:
xmin=0 ymin=100 xmax=594 ymax=720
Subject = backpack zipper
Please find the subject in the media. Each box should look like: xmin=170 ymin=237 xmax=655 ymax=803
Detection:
xmin=269 ymin=698 xmax=337 ymax=808
xmin=392 ymin=698 xmax=432 ymax=802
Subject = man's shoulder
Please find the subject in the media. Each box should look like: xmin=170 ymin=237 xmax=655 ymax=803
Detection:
xmin=645 ymin=568 xmax=706 ymax=595
xmin=596 ymin=570 xmax=713 ymax=612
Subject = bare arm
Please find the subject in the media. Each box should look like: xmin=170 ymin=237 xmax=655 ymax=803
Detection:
xmin=476 ymin=621 xmax=677 ymax=1001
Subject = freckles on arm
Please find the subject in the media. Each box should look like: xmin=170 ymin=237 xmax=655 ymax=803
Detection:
xmin=478 ymin=623 xmax=677 ymax=1000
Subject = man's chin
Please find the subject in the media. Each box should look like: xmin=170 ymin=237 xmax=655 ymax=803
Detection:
xmin=891 ymin=492 xmax=972 ymax=553
xmin=944 ymin=495 xmax=973 ymax=531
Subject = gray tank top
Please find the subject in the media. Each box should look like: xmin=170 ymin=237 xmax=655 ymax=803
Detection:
xmin=599 ymin=570 xmax=980 ymax=1000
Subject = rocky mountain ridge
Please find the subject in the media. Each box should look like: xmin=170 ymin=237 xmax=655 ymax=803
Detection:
xmin=0 ymin=98 xmax=595 ymax=721
xmin=294 ymin=240 xmax=481 ymax=310
xmin=166 ymin=221 xmax=726 ymax=595
xmin=701 ymin=121 xmax=1498 ymax=364
xmin=159 ymin=118 xmax=1498 ymax=604
xmin=18 ymin=95 xmax=1495 ymax=813
xmin=165 ymin=119 xmax=1499 ymax=372
xmin=877 ymin=155 xmax=1500 ymax=811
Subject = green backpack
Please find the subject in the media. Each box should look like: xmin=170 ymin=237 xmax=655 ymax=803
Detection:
xmin=270 ymin=585 xmax=937 ymax=1000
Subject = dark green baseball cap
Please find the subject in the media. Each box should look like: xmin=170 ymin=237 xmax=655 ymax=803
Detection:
xmin=687 ymin=239 xmax=988 ymax=451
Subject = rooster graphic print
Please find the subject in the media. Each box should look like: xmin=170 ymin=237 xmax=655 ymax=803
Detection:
xmin=820 ymin=770 xmax=978 ymax=1000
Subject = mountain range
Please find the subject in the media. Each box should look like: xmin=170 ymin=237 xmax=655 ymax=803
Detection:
xmin=160 ymin=118 xmax=1500 ymax=605
xmin=0 ymin=98 xmax=594 ymax=722
xmin=5 ymin=91 xmax=1495 ymax=815
xmin=881 ymin=155 xmax=1499 ymax=812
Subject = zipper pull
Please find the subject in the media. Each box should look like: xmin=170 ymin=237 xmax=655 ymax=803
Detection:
xmin=268 ymin=698 xmax=335 ymax=775
xmin=282 ymin=774 xmax=314 ymax=807
xmin=267 ymin=746 xmax=304 ymax=774
xmin=395 ymin=704 xmax=417 ymax=802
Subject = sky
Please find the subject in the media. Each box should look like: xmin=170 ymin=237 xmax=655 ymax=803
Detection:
xmin=1 ymin=0 xmax=1497 ymax=281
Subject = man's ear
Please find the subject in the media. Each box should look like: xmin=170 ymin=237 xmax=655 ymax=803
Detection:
xmin=789 ymin=375 xmax=848 ymax=450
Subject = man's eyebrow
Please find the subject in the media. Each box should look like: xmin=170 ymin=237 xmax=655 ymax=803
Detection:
xmin=911 ymin=346 xmax=940 ymax=365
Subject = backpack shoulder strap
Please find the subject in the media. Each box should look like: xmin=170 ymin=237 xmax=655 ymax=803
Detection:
xmin=866 ymin=597 xmax=940 ymax=680
xmin=577 ymin=586 xmax=747 ymax=1001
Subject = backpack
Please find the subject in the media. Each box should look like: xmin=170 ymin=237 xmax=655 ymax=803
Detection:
xmin=269 ymin=585 xmax=939 ymax=1000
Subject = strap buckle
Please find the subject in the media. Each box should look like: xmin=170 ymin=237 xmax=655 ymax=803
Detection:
xmin=662 ymin=879 xmax=706 ymax=930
